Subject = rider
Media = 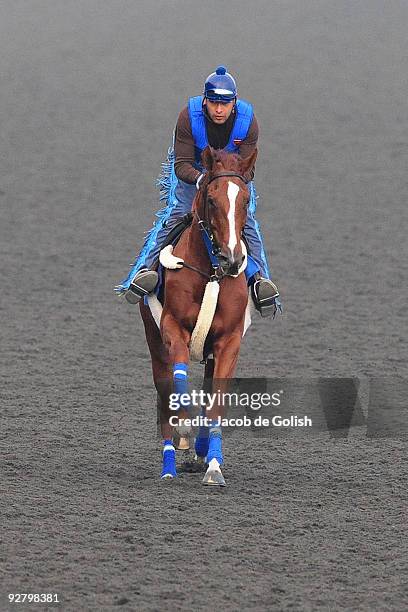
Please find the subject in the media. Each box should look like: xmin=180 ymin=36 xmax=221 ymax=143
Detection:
xmin=116 ymin=65 xmax=281 ymax=317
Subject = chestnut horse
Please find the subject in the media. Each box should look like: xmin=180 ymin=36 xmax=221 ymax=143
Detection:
xmin=140 ymin=146 xmax=257 ymax=486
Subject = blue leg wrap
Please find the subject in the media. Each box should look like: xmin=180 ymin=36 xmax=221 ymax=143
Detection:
xmin=195 ymin=406 xmax=209 ymax=457
xmin=206 ymin=426 xmax=223 ymax=465
xmin=161 ymin=439 xmax=177 ymax=478
xmin=195 ymin=436 xmax=209 ymax=458
xmin=173 ymin=362 xmax=188 ymax=399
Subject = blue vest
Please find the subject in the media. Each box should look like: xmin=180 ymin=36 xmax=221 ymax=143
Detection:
xmin=187 ymin=96 xmax=254 ymax=169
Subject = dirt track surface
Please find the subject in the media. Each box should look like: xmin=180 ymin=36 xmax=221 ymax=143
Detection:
xmin=1 ymin=1 xmax=407 ymax=610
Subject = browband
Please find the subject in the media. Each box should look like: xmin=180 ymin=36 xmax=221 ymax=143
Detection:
xmin=206 ymin=171 xmax=248 ymax=186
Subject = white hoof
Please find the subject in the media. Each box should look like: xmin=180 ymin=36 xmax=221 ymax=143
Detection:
xmin=202 ymin=458 xmax=226 ymax=487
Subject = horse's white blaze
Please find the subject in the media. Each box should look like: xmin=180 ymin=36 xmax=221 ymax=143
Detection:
xmin=227 ymin=181 xmax=240 ymax=258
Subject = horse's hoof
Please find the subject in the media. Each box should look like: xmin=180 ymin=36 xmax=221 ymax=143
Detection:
xmin=173 ymin=427 xmax=192 ymax=450
xmin=194 ymin=455 xmax=206 ymax=464
xmin=176 ymin=436 xmax=191 ymax=450
xmin=161 ymin=472 xmax=176 ymax=480
xmin=202 ymin=470 xmax=226 ymax=487
xmin=181 ymin=454 xmax=207 ymax=473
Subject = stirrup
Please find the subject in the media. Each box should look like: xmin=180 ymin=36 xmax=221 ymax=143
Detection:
xmin=251 ymin=278 xmax=280 ymax=318
xmin=125 ymin=269 xmax=158 ymax=304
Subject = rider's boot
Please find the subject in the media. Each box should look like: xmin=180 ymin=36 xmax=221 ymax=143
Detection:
xmin=124 ymin=268 xmax=159 ymax=304
xmin=251 ymin=274 xmax=280 ymax=318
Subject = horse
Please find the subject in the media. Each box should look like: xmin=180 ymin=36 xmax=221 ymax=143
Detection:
xmin=140 ymin=145 xmax=258 ymax=486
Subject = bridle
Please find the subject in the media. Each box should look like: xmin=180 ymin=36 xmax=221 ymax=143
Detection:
xmin=182 ymin=171 xmax=249 ymax=281
xmin=196 ymin=171 xmax=248 ymax=253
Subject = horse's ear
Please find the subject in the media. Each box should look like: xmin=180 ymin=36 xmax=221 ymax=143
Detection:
xmin=201 ymin=146 xmax=215 ymax=171
xmin=240 ymin=148 xmax=258 ymax=176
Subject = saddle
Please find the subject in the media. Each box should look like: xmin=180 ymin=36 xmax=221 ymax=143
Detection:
xmin=152 ymin=213 xmax=193 ymax=303
xmin=155 ymin=213 xmax=193 ymax=267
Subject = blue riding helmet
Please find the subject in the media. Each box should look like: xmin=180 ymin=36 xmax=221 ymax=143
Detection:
xmin=203 ymin=65 xmax=237 ymax=102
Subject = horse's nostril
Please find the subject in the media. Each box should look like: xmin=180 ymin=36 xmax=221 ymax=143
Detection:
xmin=218 ymin=252 xmax=243 ymax=274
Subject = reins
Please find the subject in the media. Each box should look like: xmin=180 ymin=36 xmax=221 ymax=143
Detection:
xmin=181 ymin=261 xmax=212 ymax=280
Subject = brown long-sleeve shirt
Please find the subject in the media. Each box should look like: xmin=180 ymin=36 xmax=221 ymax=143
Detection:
xmin=174 ymin=105 xmax=259 ymax=184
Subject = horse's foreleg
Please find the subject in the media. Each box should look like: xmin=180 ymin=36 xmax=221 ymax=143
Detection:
xmin=202 ymin=332 xmax=242 ymax=487
xmin=194 ymin=357 xmax=214 ymax=460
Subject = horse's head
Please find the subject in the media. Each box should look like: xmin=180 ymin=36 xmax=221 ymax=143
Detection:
xmin=195 ymin=146 xmax=257 ymax=276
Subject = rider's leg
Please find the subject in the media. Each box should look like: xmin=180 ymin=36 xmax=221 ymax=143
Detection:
xmin=243 ymin=211 xmax=271 ymax=279
xmin=243 ymin=210 xmax=280 ymax=318
xmin=119 ymin=180 xmax=196 ymax=304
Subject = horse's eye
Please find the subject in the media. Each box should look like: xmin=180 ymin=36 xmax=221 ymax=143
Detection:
xmin=208 ymin=197 xmax=216 ymax=208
